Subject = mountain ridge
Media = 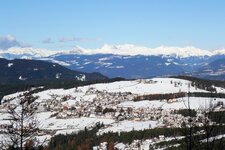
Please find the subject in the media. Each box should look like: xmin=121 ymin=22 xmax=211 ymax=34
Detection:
xmin=0 ymin=58 xmax=108 ymax=84
xmin=2 ymin=45 xmax=225 ymax=80
xmin=1 ymin=44 xmax=225 ymax=58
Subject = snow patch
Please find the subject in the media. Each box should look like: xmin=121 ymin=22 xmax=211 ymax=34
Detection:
xmin=19 ymin=76 xmax=27 ymax=80
xmin=7 ymin=63 xmax=13 ymax=67
xmin=75 ymin=74 xmax=86 ymax=81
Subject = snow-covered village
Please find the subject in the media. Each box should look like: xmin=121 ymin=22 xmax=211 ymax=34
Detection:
xmin=1 ymin=77 xmax=225 ymax=149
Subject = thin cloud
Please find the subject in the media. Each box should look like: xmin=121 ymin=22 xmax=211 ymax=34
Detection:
xmin=59 ymin=37 xmax=99 ymax=43
xmin=42 ymin=38 xmax=54 ymax=44
xmin=0 ymin=35 xmax=30 ymax=50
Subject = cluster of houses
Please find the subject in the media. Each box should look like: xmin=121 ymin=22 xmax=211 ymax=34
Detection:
xmin=2 ymin=85 xmax=224 ymax=128
xmin=1 ymin=84 xmax=225 ymax=142
xmin=136 ymin=79 xmax=157 ymax=84
xmin=28 ymin=88 xmax=137 ymax=119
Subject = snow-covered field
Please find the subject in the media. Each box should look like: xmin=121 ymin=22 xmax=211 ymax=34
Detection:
xmin=78 ymin=78 xmax=207 ymax=94
xmin=118 ymin=97 xmax=225 ymax=110
xmin=38 ymin=112 xmax=114 ymax=131
xmin=1 ymin=77 xmax=225 ymax=146
xmin=98 ymin=120 xmax=158 ymax=134
xmin=2 ymin=77 xmax=206 ymax=102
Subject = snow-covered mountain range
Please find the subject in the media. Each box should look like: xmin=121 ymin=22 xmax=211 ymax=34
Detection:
xmin=2 ymin=44 xmax=225 ymax=58
xmin=2 ymin=45 xmax=225 ymax=79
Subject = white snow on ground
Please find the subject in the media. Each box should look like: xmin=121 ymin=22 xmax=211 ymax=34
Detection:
xmin=34 ymin=135 xmax=52 ymax=146
xmin=61 ymin=99 xmax=78 ymax=106
xmin=1 ymin=77 xmax=225 ymax=147
xmin=2 ymin=91 xmax=26 ymax=103
xmin=77 ymin=78 xmax=208 ymax=95
xmin=39 ymin=115 xmax=114 ymax=132
xmin=3 ymin=78 xmax=211 ymax=104
xmin=201 ymin=134 xmax=225 ymax=142
xmin=7 ymin=63 xmax=13 ymax=67
xmin=3 ymin=77 xmax=211 ymax=108
xmin=98 ymin=120 xmax=157 ymax=134
xmin=215 ymin=87 xmax=225 ymax=93
xmin=118 ymin=97 xmax=225 ymax=110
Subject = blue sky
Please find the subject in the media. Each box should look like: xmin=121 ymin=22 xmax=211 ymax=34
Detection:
xmin=0 ymin=0 xmax=225 ymax=50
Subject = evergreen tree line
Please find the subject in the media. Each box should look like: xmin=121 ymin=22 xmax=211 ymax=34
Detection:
xmin=19 ymin=125 xmax=225 ymax=150
xmin=133 ymin=92 xmax=225 ymax=102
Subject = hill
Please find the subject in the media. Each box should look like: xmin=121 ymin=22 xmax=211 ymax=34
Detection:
xmin=0 ymin=58 xmax=108 ymax=84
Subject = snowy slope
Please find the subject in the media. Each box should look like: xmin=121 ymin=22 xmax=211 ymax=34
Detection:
xmin=78 ymin=78 xmax=207 ymax=94
xmin=118 ymin=97 xmax=225 ymax=110
xmin=1 ymin=77 xmax=225 ymax=146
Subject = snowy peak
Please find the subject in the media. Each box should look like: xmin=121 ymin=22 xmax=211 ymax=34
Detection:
xmin=2 ymin=44 xmax=225 ymax=59
xmin=213 ymin=49 xmax=225 ymax=55
xmin=0 ymin=47 xmax=58 ymax=57
xmin=52 ymin=46 xmax=85 ymax=56
xmin=57 ymin=44 xmax=216 ymax=58
xmin=153 ymin=46 xmax=213 ymax=57
xmin=101 ymin=44 xmax=212 ymax=57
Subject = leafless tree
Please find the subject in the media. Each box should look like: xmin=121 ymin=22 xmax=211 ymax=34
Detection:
xmin=5 ymin=90 xmax=39 ymax=150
